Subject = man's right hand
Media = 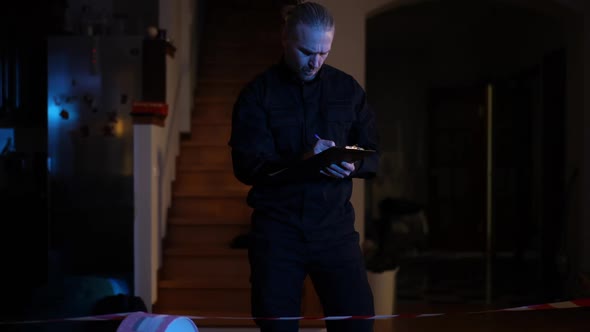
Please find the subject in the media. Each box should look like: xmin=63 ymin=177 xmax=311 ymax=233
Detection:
xmin=313 ymin=138 xmax=335 ymax=155
xmin=303 ymin=138 xmax=335 ymax=160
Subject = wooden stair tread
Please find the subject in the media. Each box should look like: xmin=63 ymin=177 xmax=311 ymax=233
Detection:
xmin=190 ymin=117 xmax=231 ymax=125
xmin=198 ymin=78 xmax=250 ymax=84
xmin=200 ymin=59 xmax=277 ymax=66
xmin=194 ymin=96 xmax=236 ymax=103
xmin=173 ymin=168 xmax=236 ymax=176
xmin=207 ymin=6 xmax=278 ymax=14
xmin=180 ymin=143 xmax=231 ymax=149
xmin=193 ymin=97 xmax=233 ymax=103
xmin=167 ymin=217 xmax=249 ymax=226
xmin=202 ymin=41 xmax=279 ymax=50
xmin=176 ymin=164 xmax=233 ymax=171
xmin=172 ymin=190 xmax=247 ymax=198
xmin=200 ymin=62 xmax=275 ymax=67
xmin=164 ymin=246 xmax=247 ymax=257
xmin=189 ymin=120 xmax=231 ymax=126
xmin=181 ymin=141 xmax=231 ymax=148
xmin=159 ymin=277 xmax=250 ymax=289
xmin=172 ymin=190 xmax=245 ymax=196
xmin=179 ymin=142 xmax=229 ymax=147
xmin=176 ymin=168 xmax=234 ymax=174
xmin=175 ymin=171 xmax=239 ymax=180
xmin=189 ymin=123 xmax=230 ymax=128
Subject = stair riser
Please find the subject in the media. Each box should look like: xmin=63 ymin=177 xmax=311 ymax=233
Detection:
xmin=206 ymin=19 xmax=278 ymax=29
xmin=201 ymin=28 xmax=278 ymax=44
xmin=178 ymin=146 xmax=232 ymax=167
xmin=208 ymin=0 xmax=278 ymax=10
xmin=193 ymin=100 xmax=234 ymax=110
xmin=161 ymin=255 xmax=250 ymax=279
xmin=169 ymin=197 xmax=252 ymax=221
xmin=196 ymin=83 xmax=245 ymax=99
xmin=201 ymin=52 xmax=280 ymax=65
xmin=174 ymin=171 xmax=246 ymax=192
xmin=157 ymin=288 xmax=251 ymax=313
xmin=199 ymin=65 xmax=268 ymax=81
xmin=189 ymin=124 xmax=231 ymax=146
xmin=205 ymin=29 xmax=281 ymax=44
xmin=192 ymin=103 xmax=233 ymax=124
xmin=206 ymin=8 xmax=280 ymax=25
xmin=165 ymin=224 xmax=250 ymax=247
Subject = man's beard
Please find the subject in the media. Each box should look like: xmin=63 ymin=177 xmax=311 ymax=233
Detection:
xmin=301 ymin=67 xmax=317 ymax=80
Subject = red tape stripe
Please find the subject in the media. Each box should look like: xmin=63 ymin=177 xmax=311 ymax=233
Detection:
xmin=572 ymin=298 xmax=590 ymax=307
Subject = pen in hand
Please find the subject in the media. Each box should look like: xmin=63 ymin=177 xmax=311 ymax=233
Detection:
xmin=313 ymin=133 xmax=335 ymax=154
xmin=313 ymin=134 xmax=353 ymax=178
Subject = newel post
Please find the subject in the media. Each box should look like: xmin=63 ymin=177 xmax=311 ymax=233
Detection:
xmin=131 ymin=38 xmax=173 ymax=311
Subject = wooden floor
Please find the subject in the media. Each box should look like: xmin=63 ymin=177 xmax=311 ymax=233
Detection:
xmin=195 ymin=307 xmax=590 ymax=332
xmin=5 ymin=307 xmax=587 ymax=332
xmin=197 ymin=308 xmax=590 ymax=332
xmin=374 ymin=307 xmax=590 ymax=332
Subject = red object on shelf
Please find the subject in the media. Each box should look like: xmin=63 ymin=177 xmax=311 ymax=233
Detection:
xmin=131 ymin=101 xmax=168 ymax=116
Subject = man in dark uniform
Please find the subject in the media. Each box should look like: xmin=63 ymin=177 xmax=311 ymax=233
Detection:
xmin=229 ymin=2 xmax=380 ymax=331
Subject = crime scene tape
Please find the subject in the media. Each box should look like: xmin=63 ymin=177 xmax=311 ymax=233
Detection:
xmin=1 ymin=298 xmax=589 ymax=325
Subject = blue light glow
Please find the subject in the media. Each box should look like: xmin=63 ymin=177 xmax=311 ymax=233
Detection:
xmin=108 ymin=277 xmax=130 ymax=295
xmin=0 ymin=128 xmax=15 ymax=153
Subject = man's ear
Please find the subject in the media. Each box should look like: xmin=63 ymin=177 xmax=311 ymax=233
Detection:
xmin=281 ymin=4 xmax=295 ymax=21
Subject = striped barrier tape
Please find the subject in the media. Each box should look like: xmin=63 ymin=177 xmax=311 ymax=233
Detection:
xmin=2 ymin=298 xmax=589 ymax=325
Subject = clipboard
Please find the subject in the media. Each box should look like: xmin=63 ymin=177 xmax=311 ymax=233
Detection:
xmin=267 ymin=146 xmax=376 ymax=180
xmin=304 ymin=146 xmax=376 ymax=169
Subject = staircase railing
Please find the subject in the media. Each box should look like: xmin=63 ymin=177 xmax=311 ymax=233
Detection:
xmin=133 ymin=0 xmax=201 ymax=311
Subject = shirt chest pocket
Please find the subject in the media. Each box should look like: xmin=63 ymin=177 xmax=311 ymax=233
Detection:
xmin=324 ymin=101 xmax=356 ymax=146
xmin=269 ymin=109 xmax=301 ymax=155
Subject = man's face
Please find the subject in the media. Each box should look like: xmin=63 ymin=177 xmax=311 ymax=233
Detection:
xmin=282 ymin=23 xmax=334 ymax=82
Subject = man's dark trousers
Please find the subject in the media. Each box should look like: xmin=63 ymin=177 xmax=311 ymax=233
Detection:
xmin=248 ymin=227 xmax=375 ymax=332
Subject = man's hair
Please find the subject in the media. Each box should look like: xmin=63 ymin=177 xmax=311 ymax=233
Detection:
xmin=283 ymin=2 xmax=335 ymax=36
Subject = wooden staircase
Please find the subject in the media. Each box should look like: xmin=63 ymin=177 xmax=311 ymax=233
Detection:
xmin=152 ymin=1 xmax=324 ymax=328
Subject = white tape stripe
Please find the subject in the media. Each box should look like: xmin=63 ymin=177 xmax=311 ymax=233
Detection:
xmin=321 ymin=316 xmax=353 ymax=320
xmin=416 ymin=313 xmax=445 ymax=317
xmin=503 ymin=306 xmax=532 ymax=311
xmin=275 ymin=316 xmax=304 ymax=321
xmin=212 ymin=317 xmax=252 ymax=320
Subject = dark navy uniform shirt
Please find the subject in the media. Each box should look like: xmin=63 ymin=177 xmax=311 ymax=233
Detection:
xmin=229 ymin=60 xmax=380 ymax=242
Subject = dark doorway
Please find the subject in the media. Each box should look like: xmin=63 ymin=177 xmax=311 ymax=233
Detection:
xmin=423 ymin=48 xmax=567 ymax=304
xmin=427 ymin=84 xmax=488 ymax=252
xmin=366 ymin=0 xmax=573 ymax=310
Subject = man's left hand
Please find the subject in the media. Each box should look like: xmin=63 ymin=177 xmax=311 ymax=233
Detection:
xmin=320 ymin=161 xmax=355 ymax=178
